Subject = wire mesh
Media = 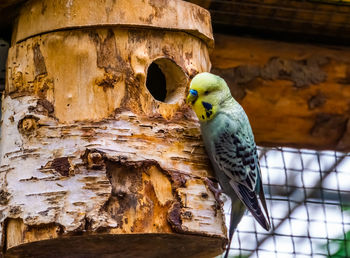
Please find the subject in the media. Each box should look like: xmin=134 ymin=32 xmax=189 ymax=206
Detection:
xmin=225 ymin=147 xmax=350 ymax=258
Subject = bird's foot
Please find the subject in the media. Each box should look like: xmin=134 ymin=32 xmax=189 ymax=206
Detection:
xmin=204 ymin=177 xmax=224 ymax=208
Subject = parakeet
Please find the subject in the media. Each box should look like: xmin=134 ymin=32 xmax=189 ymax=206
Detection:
xmin=186 ymin=72 xmax=270 ymax=258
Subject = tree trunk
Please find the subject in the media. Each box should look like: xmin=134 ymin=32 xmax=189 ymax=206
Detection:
xmin=0 ymin=0 xmax=226 ymax=257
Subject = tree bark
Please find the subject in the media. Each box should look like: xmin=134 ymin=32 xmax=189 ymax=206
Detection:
xmin=0 ymin=0 xmax=226 ymax=257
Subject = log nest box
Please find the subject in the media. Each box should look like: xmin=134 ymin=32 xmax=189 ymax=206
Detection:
xmin=0 ymin=0 xmax=226 ymax=257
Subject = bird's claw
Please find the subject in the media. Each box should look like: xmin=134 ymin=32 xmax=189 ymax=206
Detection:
xmin=204 ymin=177 xmax=224 ymax=208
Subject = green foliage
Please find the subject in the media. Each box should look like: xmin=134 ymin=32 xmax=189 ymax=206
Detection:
xmin=342 ymin=206 xmax=350 ymax=212
xmin=327 ymin=232 xmax=350 ymax=258
xmin=324 ymin=205 xmax=350 ymax=258
xmin=232 ymin=255 xmax=249 ymax=258
xmin=216 ymin=253 xmax=250 ymax=258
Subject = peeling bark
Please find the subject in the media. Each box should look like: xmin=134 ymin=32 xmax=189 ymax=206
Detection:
xmin=0 ymin=1 xmax=225 ymax=256
xmin=0 ymin=95 xmax=226 ymax=255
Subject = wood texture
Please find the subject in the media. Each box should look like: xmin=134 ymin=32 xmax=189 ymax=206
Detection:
xmin=0 ymin=0 xmax=226 ymax=256
xmin=188 ymin=0 xmax=350 ymax=44
xmin=4 ymin=0 xmax=350 ymax=43
xmin=12 ymin=0 xmax=213 ymax=46
xmin=211 ymin=33 xmax=350 ymax=151
xmin=5 ymin=233 xmax=223 ymax=258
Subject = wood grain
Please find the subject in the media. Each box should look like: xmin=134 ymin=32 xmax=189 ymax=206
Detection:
xmin=0 ymin=1 xmax=226 ymax=256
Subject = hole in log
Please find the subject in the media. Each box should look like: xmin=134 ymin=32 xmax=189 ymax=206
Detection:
xmin=146 ymin=58 xmax=187 ymax=104
xmin=146 ymin=62 xmax=166 ymax=102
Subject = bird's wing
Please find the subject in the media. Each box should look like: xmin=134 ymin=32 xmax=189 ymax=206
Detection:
xmin=212 ymin=113 xmax=270 ymax=230
xmin=213 ymin=115 xmax=258 ymax=191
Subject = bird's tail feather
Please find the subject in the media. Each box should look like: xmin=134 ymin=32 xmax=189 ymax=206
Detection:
xmin=224 ymin=200 xmax=245 ymax=258
xmin=259 ymin=181 xmax=271 ymax=227
xmin=230 ymin=181 xmax=270 ymax=231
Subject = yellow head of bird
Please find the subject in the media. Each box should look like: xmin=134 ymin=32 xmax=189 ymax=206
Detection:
xmin=186 ymin=72 xmax=232 ymax=122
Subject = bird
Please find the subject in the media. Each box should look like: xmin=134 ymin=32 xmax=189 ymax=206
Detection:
xmin=186 ymin=72 xmax=270 ymax=258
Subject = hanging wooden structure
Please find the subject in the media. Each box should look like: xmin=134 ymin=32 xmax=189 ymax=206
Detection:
xmin=0 ymin=0 xmax=227 ymax=257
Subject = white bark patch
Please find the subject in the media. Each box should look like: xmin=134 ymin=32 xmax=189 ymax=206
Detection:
xmin=0 ymin=95 xmax=225 ymax=245
xmin=177 ymin=179 xmax=226 ymax=237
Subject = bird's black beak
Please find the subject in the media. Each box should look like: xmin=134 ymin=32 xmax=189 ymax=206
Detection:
xmin=186 ymin=89 xmax=198 ymax=105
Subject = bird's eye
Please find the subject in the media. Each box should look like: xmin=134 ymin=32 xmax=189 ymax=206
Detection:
xmin=204 ymin=90 xmax=209 ymax=95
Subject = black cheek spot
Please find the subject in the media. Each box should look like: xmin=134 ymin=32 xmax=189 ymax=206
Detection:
xmin=202 ymin=115 xmax=205 ymax=120
xmin=206 ymin=111 xmax=212 ymax=118
xmin=202 ymin=101 xmax=213 ymax=111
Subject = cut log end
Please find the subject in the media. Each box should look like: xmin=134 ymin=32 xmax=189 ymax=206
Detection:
xmin=5 ymin=231 xmax=225 ymax=258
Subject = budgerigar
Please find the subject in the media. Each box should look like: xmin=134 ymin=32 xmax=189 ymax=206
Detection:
xmin=186 ymin=72 xmax=270 ymax=258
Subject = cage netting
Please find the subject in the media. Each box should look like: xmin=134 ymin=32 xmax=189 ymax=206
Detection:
xmin=225 ymin=147 xmax=350 ymax=258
